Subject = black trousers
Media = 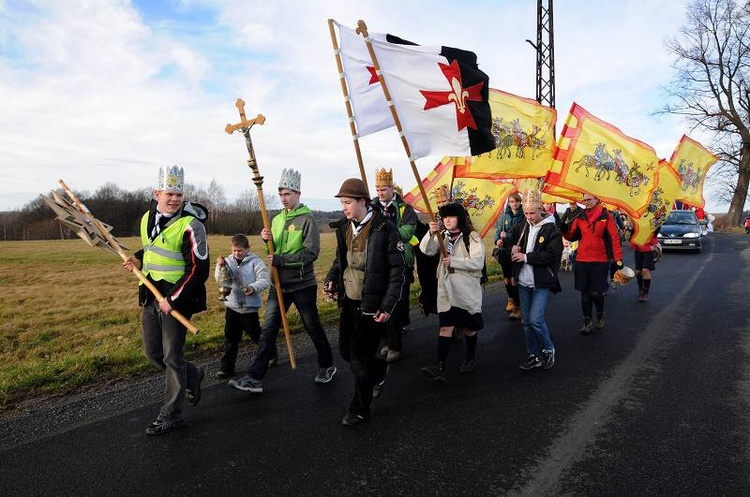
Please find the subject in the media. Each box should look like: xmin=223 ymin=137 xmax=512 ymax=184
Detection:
xmin=339 ymin=297 xmax=388 ymax=417
xmin=220 ymin=307 xmax=261 ymax=373
xmin=385 ymin=275 xmax=412 ymax=351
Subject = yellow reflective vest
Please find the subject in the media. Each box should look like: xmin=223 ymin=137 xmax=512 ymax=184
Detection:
xmin=139 ymin=213 xmax=193 ymax=284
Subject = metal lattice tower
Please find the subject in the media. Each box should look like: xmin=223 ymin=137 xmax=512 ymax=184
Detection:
xmin=527 ymin=0 xmax=555 ymax=112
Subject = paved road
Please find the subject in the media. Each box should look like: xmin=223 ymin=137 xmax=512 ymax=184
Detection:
xmin=1 ymin=233 xmax=749 ymax=495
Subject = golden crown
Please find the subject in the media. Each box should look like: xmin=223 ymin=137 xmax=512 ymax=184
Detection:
xmin=375 ymin=168 xmax=393 ymax=187
xmin=157 ymin=165 xmax=184 ymax=192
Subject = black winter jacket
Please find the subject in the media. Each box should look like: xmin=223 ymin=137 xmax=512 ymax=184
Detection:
xmin=325 ymin=211 xmax=406 ymax=314
xmin=508 ymin=217 xmax=563 ymax=293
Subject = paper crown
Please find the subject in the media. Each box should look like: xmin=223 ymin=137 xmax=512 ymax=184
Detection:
xmin=375 ymin=168 xmax=393 ymax=187
xmin=278 ymin=167 xmax=301 ymax=192
xmin=434 ymin=184 xmax=451 ymax=206
xmin=522 ymin=189 xmax=543 ymax=209
xmin=157 ymin=165 xmax=184 ymax=192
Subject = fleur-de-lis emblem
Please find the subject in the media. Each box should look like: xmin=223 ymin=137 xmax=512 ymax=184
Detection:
xmin=420 ymin=60 xmax=484 ymax=131
xmin=447 ymin=77 xmax=469 ymax=114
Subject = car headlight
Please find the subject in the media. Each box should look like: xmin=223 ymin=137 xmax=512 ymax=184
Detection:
xmin=683 ymin=232 xmax=700 ymax=238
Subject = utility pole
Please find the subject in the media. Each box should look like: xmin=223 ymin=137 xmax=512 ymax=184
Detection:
xmin=526 ymin=0 xmax=556 ymax=132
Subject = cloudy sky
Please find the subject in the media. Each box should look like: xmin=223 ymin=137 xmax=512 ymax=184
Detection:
xmin=2 ymin=0 xmax=716 ymax=213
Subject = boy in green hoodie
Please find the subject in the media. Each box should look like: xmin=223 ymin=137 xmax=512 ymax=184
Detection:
xmin=229 ymin=168 xmax=336 ymax=393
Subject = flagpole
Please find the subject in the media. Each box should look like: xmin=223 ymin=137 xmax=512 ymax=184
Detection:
xmin=225 ymin=98 xmax=297 ymax=370
xmin=356 ymin=19 xmax=447 ymax=257
xmin=328 ymin=19 xmax=369 ymax=190
xmin=57 ymin=180 xmax=200 ymax=335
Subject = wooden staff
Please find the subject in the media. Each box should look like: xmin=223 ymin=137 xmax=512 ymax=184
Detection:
xmin=58 ymin=180 xmax=199 ymax=334
xmin=327 ymin=18 xmax=369 ymax=190
xmin=225 ymin=98 xmax=297 ymax=370
xmin=356 ymin=19 xmax=448 ymax=258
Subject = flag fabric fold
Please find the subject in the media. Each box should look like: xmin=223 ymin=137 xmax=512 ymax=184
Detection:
xmin=334 ymin=21 xmax=394 ymax=137
xmin=669 ymin=135 xmax=719 ymax=209
xmin=629 ymin=162 xmax=683 ymax=247
xmin=369 ymin=34 xmax=494 ymax=159
xmin=546 ymin=103 xmax=659 ymax=217
xmin=403 ymin=157 xmax=514 ymax=237
xmin=454 ymin=89 xmax=556 ymax=179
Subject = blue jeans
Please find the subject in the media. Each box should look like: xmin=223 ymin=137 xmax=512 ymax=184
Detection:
xmin=248 ymin=285 xmax=333 ymax=380
xmin=517 ymin=285 xmax=554 ymax=357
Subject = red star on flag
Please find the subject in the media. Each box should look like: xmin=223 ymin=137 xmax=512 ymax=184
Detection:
xmin=420 ymin=60 xmax=484 ymax=131
xmin=367 ymin=65 xmax=378 ymax=85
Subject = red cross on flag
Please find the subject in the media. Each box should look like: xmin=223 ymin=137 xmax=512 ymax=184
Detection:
xmin=335 ymin=21 xmax=395 ymax=137
xmin=370 ymin=34 xmax=495 ymax=159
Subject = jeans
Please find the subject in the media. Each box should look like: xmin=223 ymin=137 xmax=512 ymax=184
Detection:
xmin=517 ymin=285 xmax=554 ymax=357
xmin=248 ymin=285 xmax=333 ymax=380
xmin=142 ymin=302 xmax=202 ymax=422
xmin=339 ymin=297 xmax=388 ymax=417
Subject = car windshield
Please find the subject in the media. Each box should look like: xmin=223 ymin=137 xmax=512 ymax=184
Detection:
xmin=664 ymin=212 xmax=698 ymax=225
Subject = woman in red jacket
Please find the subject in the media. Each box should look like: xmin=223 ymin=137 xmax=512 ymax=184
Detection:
xmin=561 ymin=194 xmax=623 ymax=334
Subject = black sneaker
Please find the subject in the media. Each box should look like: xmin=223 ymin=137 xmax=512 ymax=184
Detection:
xmin=519 ymin=355 xmax=542 ymax=371
xmin=341 ymin=412 xmax=368 ymax=426
xmin=314 ymin=365 xmax=338 ymax=384
xmin=459 ymin=359 xmax=477 ymax=373
xmin=595 ymin=313 xmax=605 ymax=330
xmin=373 ymin=379 xmax=386 ymax=399
xmin=145 ymin=418 xmax=185 ymax=436
xmin=579 ymin=320 xmax=593 ymax=335
xmin=215 ymin=370 xmax=233 ymax=380
xmin=373 ymin=366 xmax=389 ymax=399
xmin=541 ymin=349 xmax=555 ymax=370
xmin=421 ymin=362 xmax=446 ymax=381
xmin=186 ymin=367 xmax=205 ymax=406
xmin=269 ymin=354 xmax=278 ymax=367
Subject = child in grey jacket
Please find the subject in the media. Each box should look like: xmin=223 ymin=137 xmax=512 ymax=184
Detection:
xmin=214 ymin=234 xmax=270 ymax=379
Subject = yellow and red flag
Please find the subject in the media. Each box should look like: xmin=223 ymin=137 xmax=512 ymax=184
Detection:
xmin=453 ymin=89 xmax=556 ymax=180
xmin=547 ymin=103 xmax=659 ymax=217
xmin=629 ymin=161 xmax=683 ymax=247
xmin=403 ymin=157 xmax=515 ymax=238
xmin=669 ymin=135 xmax=719 ymax=209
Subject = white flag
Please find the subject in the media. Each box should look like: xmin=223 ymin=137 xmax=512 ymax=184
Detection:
xmin=369 ymin=35 xmax=494 ymax=160
xmin=335 ymin=21 xmax=394 ymax=137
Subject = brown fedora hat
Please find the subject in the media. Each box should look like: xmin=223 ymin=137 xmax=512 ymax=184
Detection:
xmin=334 ymin=178 xmax=370 ymax=199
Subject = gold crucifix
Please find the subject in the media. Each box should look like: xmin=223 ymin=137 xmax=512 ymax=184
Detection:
xmin=225 ymin=98 xmax=266 ymax=134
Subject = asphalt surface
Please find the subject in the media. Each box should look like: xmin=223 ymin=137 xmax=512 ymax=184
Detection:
xmin=1 ymin=232 xmax=748 ymax=496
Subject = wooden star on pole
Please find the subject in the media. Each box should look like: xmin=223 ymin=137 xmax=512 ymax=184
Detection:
xmin=40 ymin=191 xmax=128 ymax=255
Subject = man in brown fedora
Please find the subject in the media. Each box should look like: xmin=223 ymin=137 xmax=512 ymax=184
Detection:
xmin=325 ymin=178 xmax=406 ymax=426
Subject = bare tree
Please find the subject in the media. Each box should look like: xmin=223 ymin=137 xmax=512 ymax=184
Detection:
xmin=206 ymin=179 xmax=227 ymax=226
xmin=660 ymin=0 xmax=750 ymax=225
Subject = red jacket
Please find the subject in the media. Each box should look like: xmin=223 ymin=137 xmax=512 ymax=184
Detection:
xmin=630 ymin=235 xmax=658 ymax=253
xmin=563 ymin=206 xmax=623 ymax=263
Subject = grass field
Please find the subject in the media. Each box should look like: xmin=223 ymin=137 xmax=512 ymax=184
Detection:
xmin=0 ymin=233 xmax=501 ymax=407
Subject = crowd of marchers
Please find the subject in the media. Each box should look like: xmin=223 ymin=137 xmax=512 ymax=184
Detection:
xmin=124 ymin=164 xmax=662 ymax=435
